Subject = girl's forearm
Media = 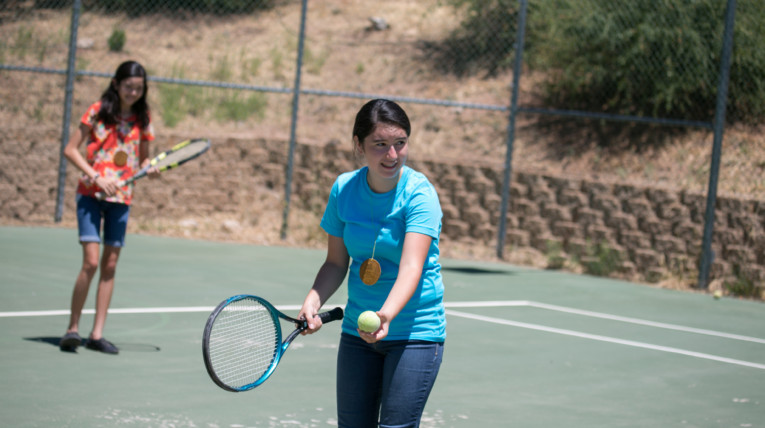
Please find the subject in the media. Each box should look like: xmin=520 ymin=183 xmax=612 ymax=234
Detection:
xmin=305 ymin=234 xmax=349 ymax=311
xmin=379 ymin=267 xmax=420 ymax=321
xmin=379 ymin=232 xmax=432 ymax=321
xmin=309 ymin=261 xmax=346 ymax=307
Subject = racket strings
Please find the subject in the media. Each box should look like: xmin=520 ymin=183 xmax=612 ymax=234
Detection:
xmin=207 ymin=299 xmax=280 ymax=388
xmin=155 ymin=141 xmax=209 ymax=168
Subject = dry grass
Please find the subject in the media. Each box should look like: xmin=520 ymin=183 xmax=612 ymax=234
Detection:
xmin=2 ymin=1 xmax=763 ymax=293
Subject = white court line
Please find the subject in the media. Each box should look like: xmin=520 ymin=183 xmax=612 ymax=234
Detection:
xmin=0 ymin=302 xmax=526 ymax=318
xmin=446 ymin=309 xmax=765 ymax=371
xmin=3 ymin=300 xmax=763 ymax=345
xmin=445 ymin=300 xmax=530 ymax=308
xmin=446 ymin=300 xmax=765 ymax=344
xmin=0 ymin=307 xmax=217 ymax=317
xmin=0 ymin=304 xmax=315 ymax=318
xmin=526 ymin=301 xmax=765 ymax=345
xmin=2 ymin=302 xmax=526 ymax=318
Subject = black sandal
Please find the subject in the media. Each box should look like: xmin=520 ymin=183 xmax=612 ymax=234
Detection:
xmin=59 ymin=332 xmax=82 ymax=351
xmin=86 ymin=337 xmax=119 ymax=354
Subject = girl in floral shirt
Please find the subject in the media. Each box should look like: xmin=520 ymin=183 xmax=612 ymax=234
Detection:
xmin=60 ymin=60 xmax=159 ymax=354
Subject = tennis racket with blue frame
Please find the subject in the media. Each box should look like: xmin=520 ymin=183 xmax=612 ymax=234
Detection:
xmin=202 ymin=294 xmax=343 ymax=392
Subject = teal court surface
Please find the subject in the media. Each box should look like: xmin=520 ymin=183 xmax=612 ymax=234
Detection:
xmin=1 ymin=225 xmax=763 ymax=427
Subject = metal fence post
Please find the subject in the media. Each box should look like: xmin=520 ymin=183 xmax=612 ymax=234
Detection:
xmin=496 ymin=0 xmax=528 ymax=259
xmin=54 ymin=0 xmax=82 ymax=222
xmin=280 ymin=0 xmax=309 ymax=240
xmin=697 ymin=0 xmax=736 ymax=289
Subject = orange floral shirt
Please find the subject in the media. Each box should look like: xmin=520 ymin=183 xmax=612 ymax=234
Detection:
xmin=75 ymin=101 xmax=154 ymax=205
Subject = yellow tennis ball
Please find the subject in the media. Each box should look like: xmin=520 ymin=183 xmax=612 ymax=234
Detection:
xmin=357 ymin=311 xmax=381 ymax=333
xmin=713 ymin=290 xmax=722 ymax=299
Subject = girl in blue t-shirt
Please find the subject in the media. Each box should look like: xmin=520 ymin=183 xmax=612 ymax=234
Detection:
xmin=299 ymin=99 xmax=445 ymax=428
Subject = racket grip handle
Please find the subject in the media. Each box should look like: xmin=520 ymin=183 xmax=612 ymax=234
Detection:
xmin=319 ymin=307 xmax=344 ymax=323
xmin=92 ymin=179 xmax=126 ymax=200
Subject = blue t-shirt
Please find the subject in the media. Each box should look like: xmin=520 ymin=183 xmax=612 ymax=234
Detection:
xmin=321 ymin=166 xmax=446 ymax=342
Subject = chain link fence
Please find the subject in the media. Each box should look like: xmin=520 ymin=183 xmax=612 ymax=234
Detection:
xmin=2 ymin=0 xmax=761 ymax=288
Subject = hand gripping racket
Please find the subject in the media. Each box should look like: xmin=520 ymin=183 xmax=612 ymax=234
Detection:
xmin=95 ymin=138 xmax=210 ymax=199
xmin=202 ymin=294 xmax=343 ymax=392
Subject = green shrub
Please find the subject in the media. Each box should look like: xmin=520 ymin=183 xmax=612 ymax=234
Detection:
xmin=158 ymin=65 xmax=267 ymax=128
xmin=157 ymin=65 xmax=205 ymax=127
xmin=10 ymin=26 xmax=34 ymax=59
xmin=424 ymin=0 xmax=519 ymax=77
xmin=107 ymin=28 xmax=126 ymax=52
xmin=213 ymin=91 xmax=267 ymax=123
xmin=210 ymin=55 xmax=233 ymax=82
xmin=580 ymin=241 xmax=621 ymax=277
xmin=439 ymin=0 xmax=765 ymax=125
xmin=726 ymin=0 xmax=765 ymax=124
xmin=724 ymin=265 xmax=761 ymax=299
xmin=537 ymin=0 xmax=723 ymax=122
xmin=90 ymin=0 xmax=279 ymax=16
xmin=544 ymin=239 xmax=566 ymax=269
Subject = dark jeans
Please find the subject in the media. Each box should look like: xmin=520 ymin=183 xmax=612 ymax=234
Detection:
xmin=336 ymin=333 xmax=444 ymax=428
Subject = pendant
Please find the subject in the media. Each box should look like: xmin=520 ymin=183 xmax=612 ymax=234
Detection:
xmin=360 ymin=258 xmax=381 ymax=285
xmin=114 ymin=150 xmax=128 ymax=167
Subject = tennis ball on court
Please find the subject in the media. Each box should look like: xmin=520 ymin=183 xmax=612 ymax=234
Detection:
xmin=357 ymin=311 xmax=381 ymax=333
xmin=713 ymin=290 xmax=722 ymax=299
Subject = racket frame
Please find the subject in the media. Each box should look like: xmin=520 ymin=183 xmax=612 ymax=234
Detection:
xmin=94 ymin=138 xmax=210 ymax=199
xmin=202 ymin=294 xmax=343 ymax=392
xmin=124 ymin=138 xmax=210 ymax=185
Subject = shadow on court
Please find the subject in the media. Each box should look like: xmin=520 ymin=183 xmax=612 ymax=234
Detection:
xmin=23 ymin=337 xmax=162 ymax=353
xmin=441 ymin=266 xmax=515 ymax=275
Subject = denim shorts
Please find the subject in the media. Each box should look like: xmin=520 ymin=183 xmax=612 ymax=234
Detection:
xmin=336 ymin=333 xmax=444 ymax=428
xmin=76 ymin=194 xmax=131 ymax=247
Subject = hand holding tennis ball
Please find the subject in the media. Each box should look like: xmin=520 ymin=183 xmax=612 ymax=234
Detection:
xmin=357 ymin=310 xmax=381 ymax=333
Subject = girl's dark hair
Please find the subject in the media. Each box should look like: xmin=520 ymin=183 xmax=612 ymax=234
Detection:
xmin=97 ymin=60 xmax=150 ymax=127
xmin=352 ymin=99 xmax=411 ymax=145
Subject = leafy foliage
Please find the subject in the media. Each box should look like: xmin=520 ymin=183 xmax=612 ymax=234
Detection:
xmin=87 ymin=0 xmax=280 ymax=16
xmin=421 ymin=0 xmax=519 ymax=77
xmin=724 ymin=264 xmax=762 ymax=298
xmin=107 ymin=28 xmax=126 ymax=52
xmin=580 ymin=241 xmax=622 ymax=277
xmin=436 ymin=0 xmax=765 ymax=124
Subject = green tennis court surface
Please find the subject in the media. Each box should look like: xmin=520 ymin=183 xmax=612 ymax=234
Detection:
xmin=1 ymin=225 xmax=763 ymax=427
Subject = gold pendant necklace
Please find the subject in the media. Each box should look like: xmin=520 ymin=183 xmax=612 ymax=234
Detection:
xmin=359 ymin=178 xmax=396 ymax=286
xmin=360 ymin=245 xmax=381 ymax=285
xmin=114 ymin=150 xmax=128 ymax=166
xmin=360 ymin=206 xmax=383 ymax=285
